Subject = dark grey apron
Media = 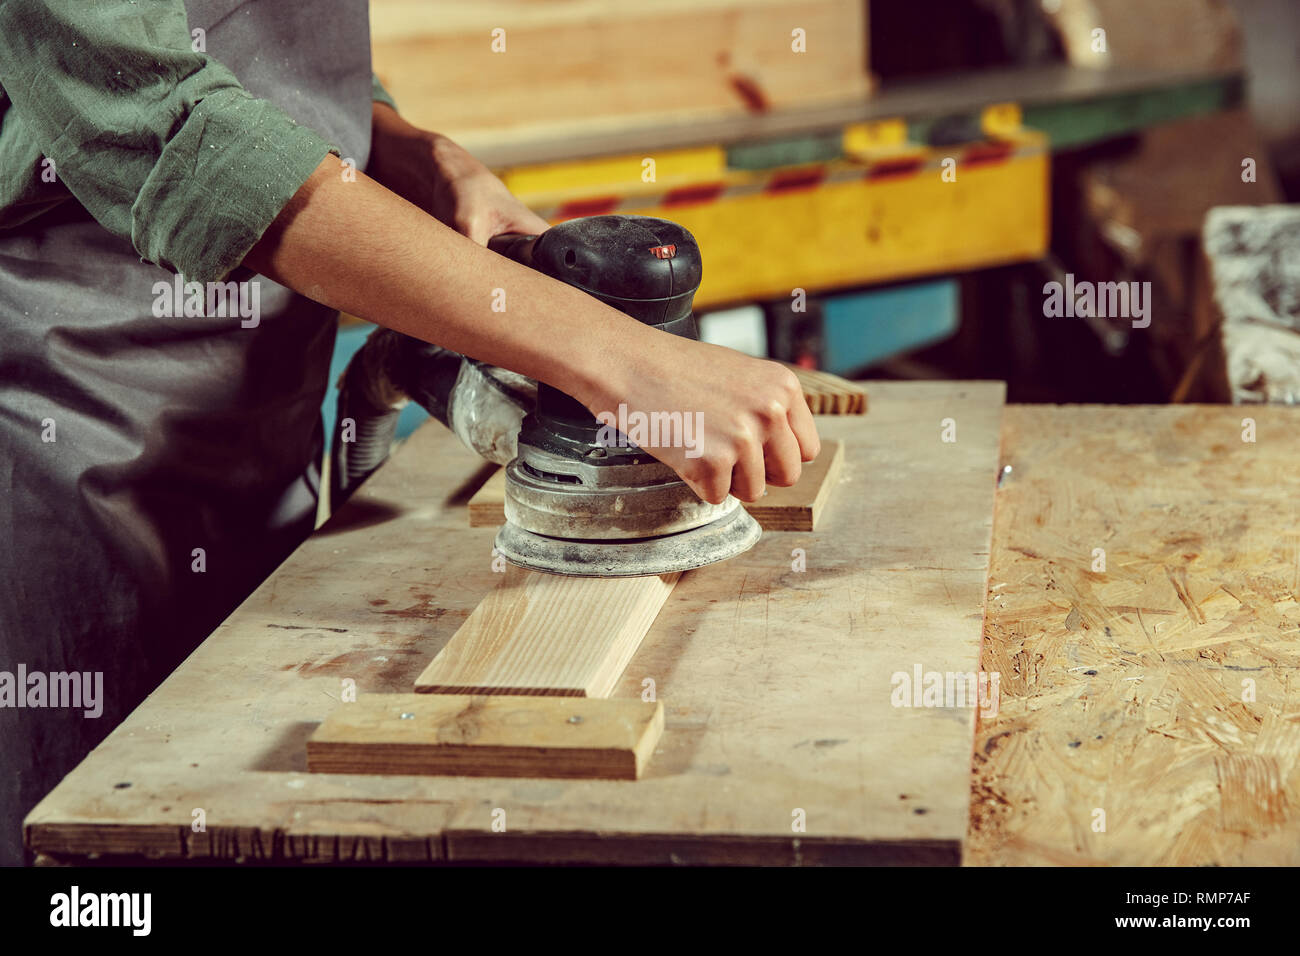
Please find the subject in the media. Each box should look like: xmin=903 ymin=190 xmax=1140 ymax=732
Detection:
xmin=0 ymin=0 xmax=375 ymax=863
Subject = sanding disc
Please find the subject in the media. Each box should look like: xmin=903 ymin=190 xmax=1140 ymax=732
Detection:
xmin=494 ymin=505 xmax=761 ymax=577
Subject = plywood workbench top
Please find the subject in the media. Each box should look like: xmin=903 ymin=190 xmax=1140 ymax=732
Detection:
xmin=24 ymin=381 xmax=1002 ymax=865
xmin=969 ymin=405 xmax=1300 ymax=865
xmin=26 ymin=390 xmax=1300 ymax=865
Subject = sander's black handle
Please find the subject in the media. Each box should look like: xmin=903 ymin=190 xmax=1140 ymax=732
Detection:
xmin=486 ymin=216 xmax=702 ymax=335
xmin=486 ymin=215 xmax=705 ymax=435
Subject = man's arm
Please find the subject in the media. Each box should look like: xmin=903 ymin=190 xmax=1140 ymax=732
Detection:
xmin=243 ymin=154 xmax=819 ymax=504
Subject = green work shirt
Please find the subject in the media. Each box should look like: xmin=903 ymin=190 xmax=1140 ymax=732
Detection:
xmin=0 ymin=0 xmax=389 ymax=867
xmin=0 ymin=0 xmax=397 ymax=283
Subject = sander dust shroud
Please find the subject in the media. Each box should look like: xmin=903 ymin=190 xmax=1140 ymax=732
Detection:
xmin=332 ymin=214 xmax=761 ymax=577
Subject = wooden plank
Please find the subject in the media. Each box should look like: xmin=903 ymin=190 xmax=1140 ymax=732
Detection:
xmin=469 ymin=439 xmax=846 ymax=531
xmin=308 ymin=694 xmax=664 ymax=780
xmin=742 ymin=439 xmax=843 ymax=531
xmin=415 ymin=568 xmax=680 ymax=697
xmin=24 ymin=382 xmax=1003 ymax=865
xmin=968 ymin=405 xmax=1300 ymax=866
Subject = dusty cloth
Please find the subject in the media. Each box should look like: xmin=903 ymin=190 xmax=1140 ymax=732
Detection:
xmin=1204 ymin=205 xmax=1300 ymax=403
xmin=0 ymin=0 xmax=384 ymax=863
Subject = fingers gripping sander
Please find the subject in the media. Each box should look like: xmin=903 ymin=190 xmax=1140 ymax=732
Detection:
xmin=487 ymin=215 xmax=761 ymax=577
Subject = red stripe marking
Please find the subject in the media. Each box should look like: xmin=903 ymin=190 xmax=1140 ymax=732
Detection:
xmin=766 ymin=167 xmax=826 ymax=194
xmin=866 ymin=158 xmax=924 ymax=181
xmin=554 ymin=196 xmax=621 ymax=220
xmin=729 ymin=74 xmax=770 ymax=113
xmin=962 ymin=142 xmax=1015 ymax=168
xmin=662 ymin=183 xmax=727 ymax=208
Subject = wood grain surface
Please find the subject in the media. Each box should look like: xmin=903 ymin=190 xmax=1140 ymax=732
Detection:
xmin=24 ymin=382 xmax=1003 ymax=865
xmin=414 ymin=569 xmax=680 ymax=697
xmin=745 ymin=439 xmax=845 ymax=531
xmin=370 ymin=0 xmax=871 ymax=153
xmin=308 ymin=694 xmax=664 ymax=780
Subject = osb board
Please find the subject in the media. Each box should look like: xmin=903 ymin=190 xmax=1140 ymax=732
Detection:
xmin=968 ymin=405 xmax=1300 ymax=866
xmin=24 ymin=381 xmax=1003 ymax=865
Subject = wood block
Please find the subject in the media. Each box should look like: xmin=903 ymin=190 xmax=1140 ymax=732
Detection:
xmin=745 ymin=439 xmax=844 ymax=531
xmin=308 ymin=694 xmax=664 ymax=780
xmin=468 ymin=468 xmax=508 ymax=528
xmin=415 ymin=567 xmax=680 ymax=697
xmin=468 ymin=439 xmax=846 ymax=530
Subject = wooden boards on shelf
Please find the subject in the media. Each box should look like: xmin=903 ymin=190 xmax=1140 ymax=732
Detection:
xmin=468 ymin=439 xmax=847 ymax=532
xmin=370 ymin=0 xmax=871 ymax=153
xmin=308 ymin=694 xmax=664 ymax=780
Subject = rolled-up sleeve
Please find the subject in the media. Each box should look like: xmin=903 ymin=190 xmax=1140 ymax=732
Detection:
xmin=0 ymin=0 xmax=337 ymax=282
xmin=371 ymin=73 xmax=398 ymax=112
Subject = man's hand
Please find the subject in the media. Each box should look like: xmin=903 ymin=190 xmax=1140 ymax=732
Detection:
xmin=368 ymin=102 xmax=549 ymax=244
xmin=585 ymin=332 xmax=820 ymax=505
xmin=427 ymin=134 xmax=551 ymax=244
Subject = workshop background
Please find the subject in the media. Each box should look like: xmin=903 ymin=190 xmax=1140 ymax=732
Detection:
xmin=20 ymin=0 xmax=1300 ymax=873
xmin=327 ymin=0 xmax=1300 ymax=463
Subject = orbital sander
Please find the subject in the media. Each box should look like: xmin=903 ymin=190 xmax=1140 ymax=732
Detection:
xmin=330 ymin=214 xmax=761 ymax=578
xmin=486 ymin=215 xmax=761 ymax=577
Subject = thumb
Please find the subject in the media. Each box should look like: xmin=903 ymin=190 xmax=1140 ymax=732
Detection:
xmin=466 ymin=214 xmax=496 ymax=246
xmin=507 ymin=208 xmax=551 ymax=237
